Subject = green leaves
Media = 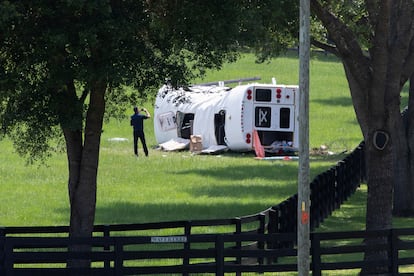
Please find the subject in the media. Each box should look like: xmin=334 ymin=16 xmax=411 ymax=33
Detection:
xmin=0 ymin=0 xmax=300 ymax=161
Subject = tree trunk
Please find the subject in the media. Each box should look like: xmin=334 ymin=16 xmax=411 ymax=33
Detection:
xmin=63 ymin=81 xmax=106 ymax=272
xmin=392 ymin=76 xmax=414 ymax=216
xmin=392 ymin=110 xmax=413 ymax=216
xmin=407 ymin=76 xmax=414 ymax=213
xmin=362 ymin=132 xmax=394 ymax=275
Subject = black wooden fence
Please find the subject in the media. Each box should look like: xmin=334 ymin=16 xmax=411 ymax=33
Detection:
xmin=2 ymin=228 xmax=414 ymax=275
xmin=267 ymin=141 xmax=365 ymax=235
xmin=0 ymin=142 xmax=373 ymax=275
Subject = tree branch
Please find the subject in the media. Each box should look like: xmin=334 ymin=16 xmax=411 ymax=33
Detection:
xmin=401 ymin=37 xmax=414 ymax=87
xmin=80 ymin=88 xmax=89 ymax=103
xmin=311 ymin=0 xmax=372 ymax=134
xmin=368 ymin=1 xmax=389 ymax=117
xmin=310 ymin=38 xmax=339 ymax=56
xmin=393 ymin=1 xmax=414 ymax=88
xmin=310 ymin=0 xmax=371 ymax=90
xmin=366 ymin=0 xmax=381 ymax=28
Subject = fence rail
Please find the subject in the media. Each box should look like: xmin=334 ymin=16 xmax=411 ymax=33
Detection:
xmin=0 ymin=142 xmax=368 ymax=274
xmin=2 ymin=228 xmax=414 ymax=275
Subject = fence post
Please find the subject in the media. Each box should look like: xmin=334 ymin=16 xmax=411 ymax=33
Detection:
xmin=103 ymin=224 xmax=111 ymax=272
xmin=3 ymin=238 xmax=12 ymax=276
xmin=327 ymin=169 xmax=336 ymax=216
xmin=114 ymin=239 xmax=123 ymax=276
xmin=234 ymin=217 xmax=242 ymax=272
xmin=334 ymin=164 xmax=341 ymax=209
xmin=0 ymin=227 xmax=4 ymax=276
xmin=272 ymin=206 xmax=281 ymax=234
xmin=258 ymin=213 xmax=266 ymax=265
xmin=216 ymin=235 xmax=224 ymax=276
xmin=278 ymin=202 xmax=287 ymax=234
xmin=389 ymin=229 xmax=399 ymax=275
xmin=183 ymin=221 xmax=192 ymax=276
xmin=311 ymin=233 xmax=321 ymax=276
xmin=350 ymin=149 xmax=360 ymax=190
xmin=267 ymin=209 xmax=278 ymax=263
xmin=268 ymin=208 xmax=277 ymax=235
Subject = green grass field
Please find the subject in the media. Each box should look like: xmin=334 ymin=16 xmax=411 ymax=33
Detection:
xmin=1 ymin=52 xmax=363 ymax=228
xmin=3 ymin=51 xmax=414 ymax=275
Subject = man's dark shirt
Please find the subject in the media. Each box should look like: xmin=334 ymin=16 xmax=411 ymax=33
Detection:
xmin=130 ymin=113 xmax=148 ymax=133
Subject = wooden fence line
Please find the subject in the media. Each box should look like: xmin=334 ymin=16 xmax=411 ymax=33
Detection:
xmin=268 ymin=141 xmax=365 ymax=235
xmin=2 ymin=228 xmax=414 ymax=275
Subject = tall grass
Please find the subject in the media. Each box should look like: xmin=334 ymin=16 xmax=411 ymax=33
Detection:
xmin=0 ymin=52 xmax=363 ymax=228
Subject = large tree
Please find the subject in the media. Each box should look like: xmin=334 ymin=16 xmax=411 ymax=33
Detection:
xmin=0 ymin=0 xmax=297 ymax=269
xmin=310 ymin=0 xmax=414 ymax=274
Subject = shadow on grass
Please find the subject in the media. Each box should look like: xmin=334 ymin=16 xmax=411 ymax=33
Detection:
xmin=312 ymin=96 xmax=353 ymax=107
xmin=186 ymin=183 xmax=294 ymax=200
xmin=53 ymin=184 xmax=371 ymax=232
xmin=89 ymin=201 xmax=276 ymax=225
xmin=173 ymin=162 xmax=300 ymax=182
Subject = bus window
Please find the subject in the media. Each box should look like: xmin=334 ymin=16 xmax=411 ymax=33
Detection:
xmin=214 ymin=110 xmax=226 ymax=145
xmin=280 ymin=108 xmax=291 ymax=129
xmin=176 ymin=111 xmax=194 ymax=139
xmin=255 ymin=89 xmax=272 ymax=102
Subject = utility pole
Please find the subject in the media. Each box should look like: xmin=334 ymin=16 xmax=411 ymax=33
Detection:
xmin=298 ymin=0 xmax=310 ymax=275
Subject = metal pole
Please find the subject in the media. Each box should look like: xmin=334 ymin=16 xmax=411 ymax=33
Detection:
xmin=298 ymin=0 xmax=310 ymax=275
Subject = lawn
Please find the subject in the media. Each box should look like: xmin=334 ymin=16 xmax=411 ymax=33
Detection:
xmin=0 ymin=51 xmax=364 ymax=228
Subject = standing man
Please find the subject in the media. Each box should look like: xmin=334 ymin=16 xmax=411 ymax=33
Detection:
xmin=130 ymin=106 xmax=151 ymax=157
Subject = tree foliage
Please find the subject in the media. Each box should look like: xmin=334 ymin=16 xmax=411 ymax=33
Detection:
xmin=0 ymin=0 xmax=298 ymax=162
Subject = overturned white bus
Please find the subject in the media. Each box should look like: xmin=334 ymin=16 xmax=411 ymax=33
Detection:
xmin=154 ymin=78 xmax=299 ymax=154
